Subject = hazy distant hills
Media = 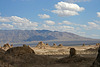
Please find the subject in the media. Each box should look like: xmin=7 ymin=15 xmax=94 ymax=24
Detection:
xmin=0 ymin=30 xmax=94 ymax=43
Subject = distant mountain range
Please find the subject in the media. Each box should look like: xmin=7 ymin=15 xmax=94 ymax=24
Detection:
xmin=0 ymin=30 xmax=97 ymax=44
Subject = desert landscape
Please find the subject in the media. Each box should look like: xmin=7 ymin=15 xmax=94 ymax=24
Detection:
xmin=0 ymin=0 xmax=100 ymax=67
xmin=0 ymin=42 xmax=100 ymax=67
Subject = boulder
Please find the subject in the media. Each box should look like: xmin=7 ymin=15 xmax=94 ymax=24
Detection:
xmin=5 ymin=46 xmax=35 ymax=56
xmin=70 ymin=48 xmax=76 ymax=57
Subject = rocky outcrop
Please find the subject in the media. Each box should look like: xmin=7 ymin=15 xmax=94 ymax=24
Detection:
xmin=58 ymin=44 xmax=63 ymax=48
xmin=3 ymin=43 xmax=11 ymax=49
xmin=96 ymin=43 xmax=100 ymax=46
xmin=2 ymin=43 xmax=13 ymax=50
xmin=5 ymin=45 xmax=35 ymax=56
xmin=36 ymin=41 xmax=46 ymax=49
xmin=52 ymin=43 xmax=57 ymax=48
xmin=70 ymin=48 xmax=76 ymax=57
xmin=36 ymin=41 xmax=51 ymax=49
xmin=91 ymin=46 xmax=100 ymax=67
xmin=45 ymin=43 xmax=50 ymax=48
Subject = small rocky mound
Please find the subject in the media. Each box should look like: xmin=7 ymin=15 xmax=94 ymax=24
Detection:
xmin=52 ymin=43 xmax=57 ymax=48
xmin=2 ymin=43 xmax=13 ymax=51
xmin=58 ymin=44 xmax=63 ymax=48
xmin=5 ymin=45 xmax=35 ymax=56
xmin=3 ymin=43 xmax=11 ymax=48
xmin=45 ymin=43 xmax=50 ymax=47
xmin=91 ymin=46 xmax=100 ymax=67
xmin=96 ymin=43 xmax=100 ymax=46
xmin=36 ymin=41 xmax=46 ymax=49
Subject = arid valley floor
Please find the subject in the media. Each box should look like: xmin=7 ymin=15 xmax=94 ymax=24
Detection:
xmin=0 ymin=42 xmax=100 ymax=67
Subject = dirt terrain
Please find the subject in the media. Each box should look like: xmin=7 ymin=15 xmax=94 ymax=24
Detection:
xmin=0 ymin=43 xmax=99 ymax=67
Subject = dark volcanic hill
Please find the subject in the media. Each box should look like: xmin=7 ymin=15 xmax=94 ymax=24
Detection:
xmin=0 ymin=30 xmax=92 ymax=43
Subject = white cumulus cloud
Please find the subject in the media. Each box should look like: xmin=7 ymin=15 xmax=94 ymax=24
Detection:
xmin=39 ymin=24 xmax=75 ymax=32
xmin=97 ymin=12 xmax=100 ymax=17
xmin=52 ymin=10 xmax=79 ymax=17
xmin=11 ymin=16 xmax=31 ymax=23
xmin=44 ymin=20 xmax=55 ymax=25
xmin=38 ymin=14 xmax=50 ymax=19
xmin=0 ymin=17 xmax=11 ymax=22
xmin=55 ymin=1 xmax=84 ymax=11
xmin=52 ymin=1 xmax=85 ymax=17
xmin=0 ymin=23 xmax=13 ymax=29
xmin=88 ymin=22 xmax=98 ymax=27
xmin=86 ymin=22 xmax=100 ymax=30
xmin=64 ymin=0 xmax=90 ymax=3
xmin=0 ymin=16 xmax=38 ymax=30
xmin=11 ymin=16 xmax=38 ymax=30
xmin=62 ymin=21 xmax=73 ymax=25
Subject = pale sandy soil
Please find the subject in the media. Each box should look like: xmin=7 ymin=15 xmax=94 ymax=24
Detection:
xmin=31 ymin=45 xmax=98 ymax=55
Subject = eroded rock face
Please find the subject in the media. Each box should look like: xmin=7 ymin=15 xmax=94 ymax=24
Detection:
xmin=5 ymin=46 xmax=35 ymax=56
xmin=91 ymin=46 xmax=100 ymax=67
xmin=70 ymin=48 xmax=76 ymax=57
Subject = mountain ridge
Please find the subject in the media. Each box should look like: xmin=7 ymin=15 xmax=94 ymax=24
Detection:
xmin=0 ymin=30 xmax=95 ymax=44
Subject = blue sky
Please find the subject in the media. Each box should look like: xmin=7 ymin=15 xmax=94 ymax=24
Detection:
xmin=0 ymin=0 xmax=100 ymax=39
